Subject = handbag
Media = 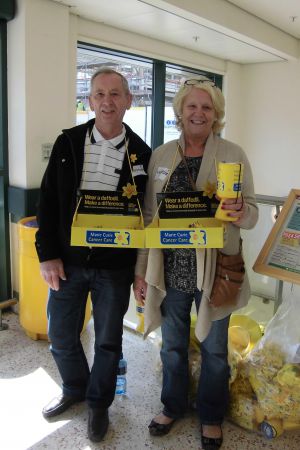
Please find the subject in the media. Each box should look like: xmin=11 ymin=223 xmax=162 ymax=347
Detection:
xmin=209 ymin=248 xmax=245 ymax=308
xmin=177 ymin=144 xmax=245 ymax=308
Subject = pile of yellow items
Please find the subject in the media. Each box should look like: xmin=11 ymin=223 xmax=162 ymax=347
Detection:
xmin=228 ymin=320 xmax=300 ymax=439
xmin=157 ymin=312 xmax=300 ymax=439
xmin=189 ymin=314 xmax=261 ymax=406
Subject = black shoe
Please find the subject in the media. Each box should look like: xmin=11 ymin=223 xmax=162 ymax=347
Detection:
xmin=148 ymin=418 xmax=176 ymax=437
xmin=200 ymin=424 xmax=223 ymax=450
xmin=42 ymin=394 xmax=84 ymax=418
xmin=88 ymin=408 xmax=109 ymax=442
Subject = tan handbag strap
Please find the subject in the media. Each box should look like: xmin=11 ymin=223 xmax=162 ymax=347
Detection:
xmin=177 ymin=144 xmax=198 ymax=191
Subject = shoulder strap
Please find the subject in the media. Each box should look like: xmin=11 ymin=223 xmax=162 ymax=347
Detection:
xmin=177 ymin=143 xmax=197 ymax=191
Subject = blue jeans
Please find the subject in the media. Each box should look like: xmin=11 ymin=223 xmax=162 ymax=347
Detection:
xmin=47 ymin=265 xmax=134 ymax=410
xmin=160 ymin=287 xmax=230 ymax=425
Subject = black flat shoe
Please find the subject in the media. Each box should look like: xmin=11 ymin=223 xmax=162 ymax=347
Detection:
xmin=88 ymin=408 xmax=109 ymax=442
xmin=42 ymin=394 xmax=84 ymax=418
xmin=148 ymin=418 xmax=176 ymax=436
xmin=200 ymin=424 xmax=223 ymax=450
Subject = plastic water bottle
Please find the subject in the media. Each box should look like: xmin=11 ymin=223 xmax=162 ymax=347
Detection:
xmin=115 ymin=357 xmax=127 ymax=397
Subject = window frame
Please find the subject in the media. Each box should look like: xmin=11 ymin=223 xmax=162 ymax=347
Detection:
xmin=77 ymin=42 xmax=223 ymax=150
xmin=0 ymin=19 xmax=11 ymax=302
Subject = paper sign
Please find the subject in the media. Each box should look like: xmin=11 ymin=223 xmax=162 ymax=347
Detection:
xmin=78 ymin=189 xmax=142 ymax=216
xmin=157 ymin=191 xmax=219 ymax=218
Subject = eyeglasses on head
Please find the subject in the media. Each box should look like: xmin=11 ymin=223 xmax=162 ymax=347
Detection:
xmin=184 ymin=78 xmax=216 ymax=87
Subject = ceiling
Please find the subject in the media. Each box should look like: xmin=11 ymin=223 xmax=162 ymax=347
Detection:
xmin=52 ymin=0 xmax=300 ymax=64
xmin=228 ymin=0 xmax=300 ymax=38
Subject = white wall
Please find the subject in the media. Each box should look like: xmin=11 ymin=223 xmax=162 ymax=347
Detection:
xmin=222 ymin=61 xmax=243 ymax=145
xmin=7 ymin=0 xmax=26 ymax=187
xmin=7 ymin=0 xmax=75 ymax=188
xmin=240 ymin=59 xmax=300 ymax=197
xmin=238 ymin=59 xmax=300 ymax=298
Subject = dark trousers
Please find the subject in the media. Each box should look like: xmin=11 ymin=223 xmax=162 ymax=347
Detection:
xmin=47 ymin=265 xmax=134 ymax=409
xmin=160 ymin=287 xmax=230 ymax=424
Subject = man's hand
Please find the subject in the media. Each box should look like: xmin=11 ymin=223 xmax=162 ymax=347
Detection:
xmin=133 ymin=275 xmax=147 ymax=306
xmin=40 ymin=258 xmax=66 ymax=291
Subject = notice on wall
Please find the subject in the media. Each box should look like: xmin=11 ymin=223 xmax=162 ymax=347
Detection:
xmin=267 ymin=196 xmax=300 ymax=273
xmin=156 ymin=191 xmax=219 ymax=219
xmin=253 ymin=189 xmax=300 ymax=284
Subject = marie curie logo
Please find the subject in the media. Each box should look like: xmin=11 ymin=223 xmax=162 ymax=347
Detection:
xmin=160 ymin=230 xmax=207 ymax=246
xmin=86 ymin=230 xmax=130 ymax=246
xmin=233 ymin=182 xmax=242 ymax=191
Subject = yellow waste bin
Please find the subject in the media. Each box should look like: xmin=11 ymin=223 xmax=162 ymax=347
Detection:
xmin=18 ymin=216 xmax=91 ymax=340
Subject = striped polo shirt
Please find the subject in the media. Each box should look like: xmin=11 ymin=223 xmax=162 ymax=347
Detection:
xmin=80 ymin=125 xmax=126 ymax=191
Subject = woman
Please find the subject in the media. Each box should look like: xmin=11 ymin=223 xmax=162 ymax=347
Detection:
xmin=134 ymin=77 xmax=258 ymax=449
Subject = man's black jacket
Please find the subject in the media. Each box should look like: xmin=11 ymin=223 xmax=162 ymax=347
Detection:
xmin=35 ymin=119 xmax=152 ymax=269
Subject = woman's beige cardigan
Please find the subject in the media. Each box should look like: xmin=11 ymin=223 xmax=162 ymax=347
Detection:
xmin=135 ymin=132 xmax=258 ymax=342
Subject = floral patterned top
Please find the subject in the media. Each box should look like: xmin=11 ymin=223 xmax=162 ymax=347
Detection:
xmin=163 ymin=156 xmax=202 ymax=293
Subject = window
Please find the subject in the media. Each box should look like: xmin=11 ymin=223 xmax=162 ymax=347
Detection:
xmin=77 ymin=45 xmax=153 ymax=145
xmin=77 ymin=43 xmax=222 ymax=149
xmin=164 ymin=64 xmax=222 ymax=143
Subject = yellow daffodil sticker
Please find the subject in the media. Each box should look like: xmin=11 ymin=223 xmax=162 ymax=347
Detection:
xmin=189 ymin=230 xmax=206 ymax=245
xmin=203 ymin=181 xmax=216 ymax=199
xmin=130 ymin=154 xmax=138 ymax=163
xmin=122 ymin=182 xmax=137 ymax=199
xmin=114 ymin=231 xmax=130 ymax=246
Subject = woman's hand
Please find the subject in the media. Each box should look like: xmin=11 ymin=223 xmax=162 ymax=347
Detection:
xmin=218 ymin=195 xmax=247 ymax=224
xmin=133 ymin=275 xmax=147 ymax=306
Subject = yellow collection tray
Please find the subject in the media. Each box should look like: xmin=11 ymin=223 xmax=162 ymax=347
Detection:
xmin=71 ymin=214 xmax=145 ymax=248
xmin=145 ymin=217 xmax=225 ymax=248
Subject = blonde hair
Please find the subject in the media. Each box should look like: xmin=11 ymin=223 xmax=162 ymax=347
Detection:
xmin=173 ymin=78 xmax=225 ymax=134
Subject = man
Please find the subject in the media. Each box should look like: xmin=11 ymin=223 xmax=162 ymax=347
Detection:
xmin=76 ymin=99 xmax=86 ymax=111
xmin=35 ymin=68 xmax=151 ymax=442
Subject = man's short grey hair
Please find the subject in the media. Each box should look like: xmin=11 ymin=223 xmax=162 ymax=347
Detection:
xmin=90 ymin=67 xmax=130 ymax=94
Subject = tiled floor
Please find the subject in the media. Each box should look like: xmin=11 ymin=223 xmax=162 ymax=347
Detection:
xmin=1 ymin=303 xmax=300 ymax=450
